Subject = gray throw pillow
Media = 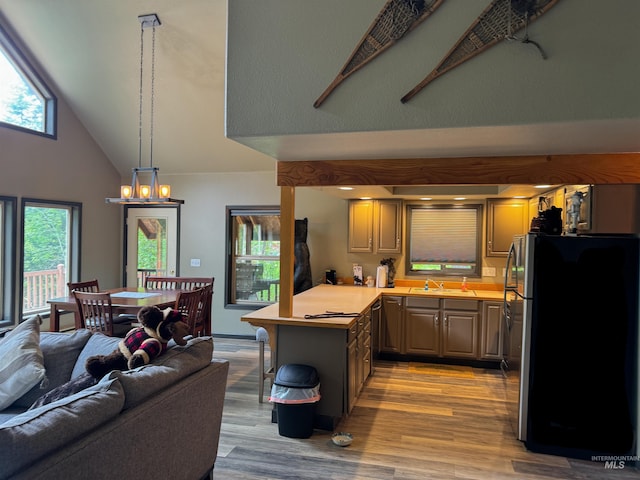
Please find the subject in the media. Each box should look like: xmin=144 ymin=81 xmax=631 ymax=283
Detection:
xmin=71 ymin=332 xmax=121 ymax=379
xmin=0 ymin=316 xmax=46 ymax=410
xmin=13 ymin=329 xmax=92 ymax=408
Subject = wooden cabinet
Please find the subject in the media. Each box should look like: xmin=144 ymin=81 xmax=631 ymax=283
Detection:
xmin=441 ymin=299 xmax=478 ymax=359
xmin=404 ymin=297 xmax=478 ymax=359
xmin=348 ymin=199 xmax=374 ymax=252
xmin=347 ymin=310 xmax=372 ymax=413
xmin=480 ymin=301 xmax=503 ymax=360
xmin=380 ymin=295 xmax=506 ymax=364
xmin=348 ymin=199 xmax=402 ymax=254
xmin=486 ymin=198 xmax=529 ymax=257
xmin=405 ymin=297 xmax=439 ymax=355
xmin=380 ymin=295 xmax=404 ymax=353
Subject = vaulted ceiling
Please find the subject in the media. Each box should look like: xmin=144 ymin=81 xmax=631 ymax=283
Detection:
xmin=0 ymin=0 xmax=275 ymax=177
xmin=1 ymin=1 xmax=638 ymax=201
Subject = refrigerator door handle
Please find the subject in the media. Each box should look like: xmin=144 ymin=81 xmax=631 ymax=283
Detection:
xmin=504 ymin=242 xmax=517 ymax=291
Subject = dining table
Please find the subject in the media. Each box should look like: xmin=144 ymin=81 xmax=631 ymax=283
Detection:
xmin=46 ymin=287 xmax=183 ymax=332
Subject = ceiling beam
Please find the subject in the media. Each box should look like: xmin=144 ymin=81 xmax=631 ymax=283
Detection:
xmin=276 ymin=153 xmax=640 ymax=187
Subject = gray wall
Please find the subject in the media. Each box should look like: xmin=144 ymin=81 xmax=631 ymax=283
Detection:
xmin=227 ymin=0 xmax=639 ymax=138
xmin=0 ymin=82 xmax=123 ymax=325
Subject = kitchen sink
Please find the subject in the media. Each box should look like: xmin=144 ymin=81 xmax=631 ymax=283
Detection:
xmin=409 ymin=287 xmax=477 ymax=297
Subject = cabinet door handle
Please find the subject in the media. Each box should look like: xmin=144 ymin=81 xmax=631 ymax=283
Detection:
xmin=435 ymin=313 xmax=439 ymax=326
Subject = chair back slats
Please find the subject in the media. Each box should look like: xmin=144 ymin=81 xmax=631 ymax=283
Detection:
xmin=73 ymin=291 xmax=116 ymax=336
xmin=67 ymin=279 xmax=100 ymax=294
xmin=175 ymin=288 xmax=205 ymax=336
xmin=144 ymin=277 xmax=214 ymax=336
xmin=194 ymin=284 xmax=213 ymax=337
xmin=145 ymin=276 xmax=214 ymax=291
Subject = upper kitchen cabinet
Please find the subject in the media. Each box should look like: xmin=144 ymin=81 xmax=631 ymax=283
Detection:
xmin=348 ymin=199 xmax=402 ymax=254
xmin=486 ymin=199 xmax=529 ymax=257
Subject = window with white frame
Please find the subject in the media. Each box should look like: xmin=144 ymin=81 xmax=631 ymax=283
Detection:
xmin=0 ymin=22 xmax=56 ymax=137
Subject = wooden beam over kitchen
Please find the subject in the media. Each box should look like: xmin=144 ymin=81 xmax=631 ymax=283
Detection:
xmin=276 ymin=153 xmax=640 ymax=186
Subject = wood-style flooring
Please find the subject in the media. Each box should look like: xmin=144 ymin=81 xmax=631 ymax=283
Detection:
xmin=212 ymin=336 xmax=639 ymax=479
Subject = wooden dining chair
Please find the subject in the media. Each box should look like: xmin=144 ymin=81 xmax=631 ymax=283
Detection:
xmin=67 ymin=279 xmax=100 ymax=294
xmin=72 ymin=291 xmax=132 ymax=337
xmin=174 ymin=287 xmax=205 ymax=337
xmin=67 ymin=279 xmax=101 ymax=325
xmin=144 ymin=276 xmax=214 ymax=290
xmin=182 ymin=279 xmax=214 ymax=335
xmin=194 ymin=284 xmax=213 ymax=337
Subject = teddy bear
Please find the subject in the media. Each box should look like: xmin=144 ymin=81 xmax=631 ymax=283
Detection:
xmin=85 ymin=305 xmax=189 ymax=380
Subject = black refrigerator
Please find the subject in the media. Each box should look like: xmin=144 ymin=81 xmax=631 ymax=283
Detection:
xmin=503 ymin=233 xmax=639 ymax=460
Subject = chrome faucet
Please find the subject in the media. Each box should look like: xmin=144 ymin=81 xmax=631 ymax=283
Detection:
xmin=425 ymin=279 xmax=444 ymax=291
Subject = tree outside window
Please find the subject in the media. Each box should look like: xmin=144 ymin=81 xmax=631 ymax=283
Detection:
xmin=0 ymin=23 xmax=55 ymax=136
xmin=21 ymin=200 xmax=81 ymax=316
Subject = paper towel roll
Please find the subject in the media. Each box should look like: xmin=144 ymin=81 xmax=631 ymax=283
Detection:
xmin=376 ymin=265 xmax=388 ymax=288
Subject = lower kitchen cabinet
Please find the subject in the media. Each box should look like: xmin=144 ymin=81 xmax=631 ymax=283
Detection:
xmin=380 ymin=295 xmax=404 ymax=353
xmin=347 ymin=310 xmax=372 ymax=413
xmin=405 ymin=297 xmax=439 ymax=355
xmin=480 ymin=301 xmax=503 ymax=360
xmin=378 ymin=295 xmax=502 ymax=365
xmin=405 ymin=297 xmax=479 ymax=359
xmin=441 ymin=304 xmax=478 ymax=359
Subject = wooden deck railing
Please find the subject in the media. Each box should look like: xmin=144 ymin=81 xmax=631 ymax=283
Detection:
xmin=22 ymin=266 xmax=169 ymax=312
xmin=23 ymin=264 xmax=66 ymax=313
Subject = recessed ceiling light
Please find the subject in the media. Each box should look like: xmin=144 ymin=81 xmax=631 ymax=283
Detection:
xmin=453 ymin=197 xmax=466 ymax=201
xmin=338 ymin=187 xmax=354 ymax=191
xmin=513 ymin=195 xmax=527 ymax=199
xmin=360 ymin=196 xmax=372 ymax=200
xmin=535 ymin=185 xmax=551 ymax=189
xmin=420 ymin=197 xmax=432 ymax=201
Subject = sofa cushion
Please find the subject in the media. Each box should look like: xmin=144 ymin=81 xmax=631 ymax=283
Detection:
xmin=0 ymin=315 xmax=46 ymax=410
xmin=12 ymin=329 xmax=92 ymax=408
xmin=0 ymin=375 xmax=124 ymax=479
xmin=111 ymin=336 xmax=213 ymax=410
xmin=71 ymin=332 xmax=121 ymax=379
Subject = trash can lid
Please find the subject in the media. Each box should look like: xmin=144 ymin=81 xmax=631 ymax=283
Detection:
xmin=275 ymin=363 xmax=319 ymax=388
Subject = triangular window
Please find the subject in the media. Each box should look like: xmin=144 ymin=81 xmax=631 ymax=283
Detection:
xmin=0 ymin=22 xmax=56 ymax=137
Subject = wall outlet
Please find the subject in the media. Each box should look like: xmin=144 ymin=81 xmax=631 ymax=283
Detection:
xmin=482 ymin=266 xmax=497 ymax=277
xmin=190 ymin=258 xmax=201 ymax=267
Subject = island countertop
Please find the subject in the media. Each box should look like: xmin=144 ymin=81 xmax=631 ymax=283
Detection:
xmin=241 ymin=284 xmax=505 ymax=330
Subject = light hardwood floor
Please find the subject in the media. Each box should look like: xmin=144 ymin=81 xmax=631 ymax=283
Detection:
xmin=213 ymin=336 xmax=639 ymax=479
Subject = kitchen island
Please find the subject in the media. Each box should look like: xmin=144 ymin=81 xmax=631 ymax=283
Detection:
xmin=242 ymin=283 xmax=504 ymax=429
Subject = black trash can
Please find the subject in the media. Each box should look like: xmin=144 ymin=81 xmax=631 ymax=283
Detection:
xmin=269 ymin=364 xmax=321 ymax=438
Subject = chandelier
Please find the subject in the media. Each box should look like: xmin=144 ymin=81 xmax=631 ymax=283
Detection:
xmin=106 ymin=13 xmax=183 ymax=205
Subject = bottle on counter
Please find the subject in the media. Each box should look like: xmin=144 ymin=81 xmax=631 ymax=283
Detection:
xmin=461 ymin=277 xmax=468 ymax=292
xmin=424 ymin=279 xmax=429 ymax=291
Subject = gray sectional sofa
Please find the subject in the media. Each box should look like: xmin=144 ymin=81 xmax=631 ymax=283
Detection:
xmin=0 ymin=323 xmax=229 ymax=480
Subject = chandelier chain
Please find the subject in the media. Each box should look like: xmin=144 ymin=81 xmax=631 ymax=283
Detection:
xmin=150 ymin=23 xmax=156 ymax=169
xmin=138 ymin=22 xmax=144 ymax=169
